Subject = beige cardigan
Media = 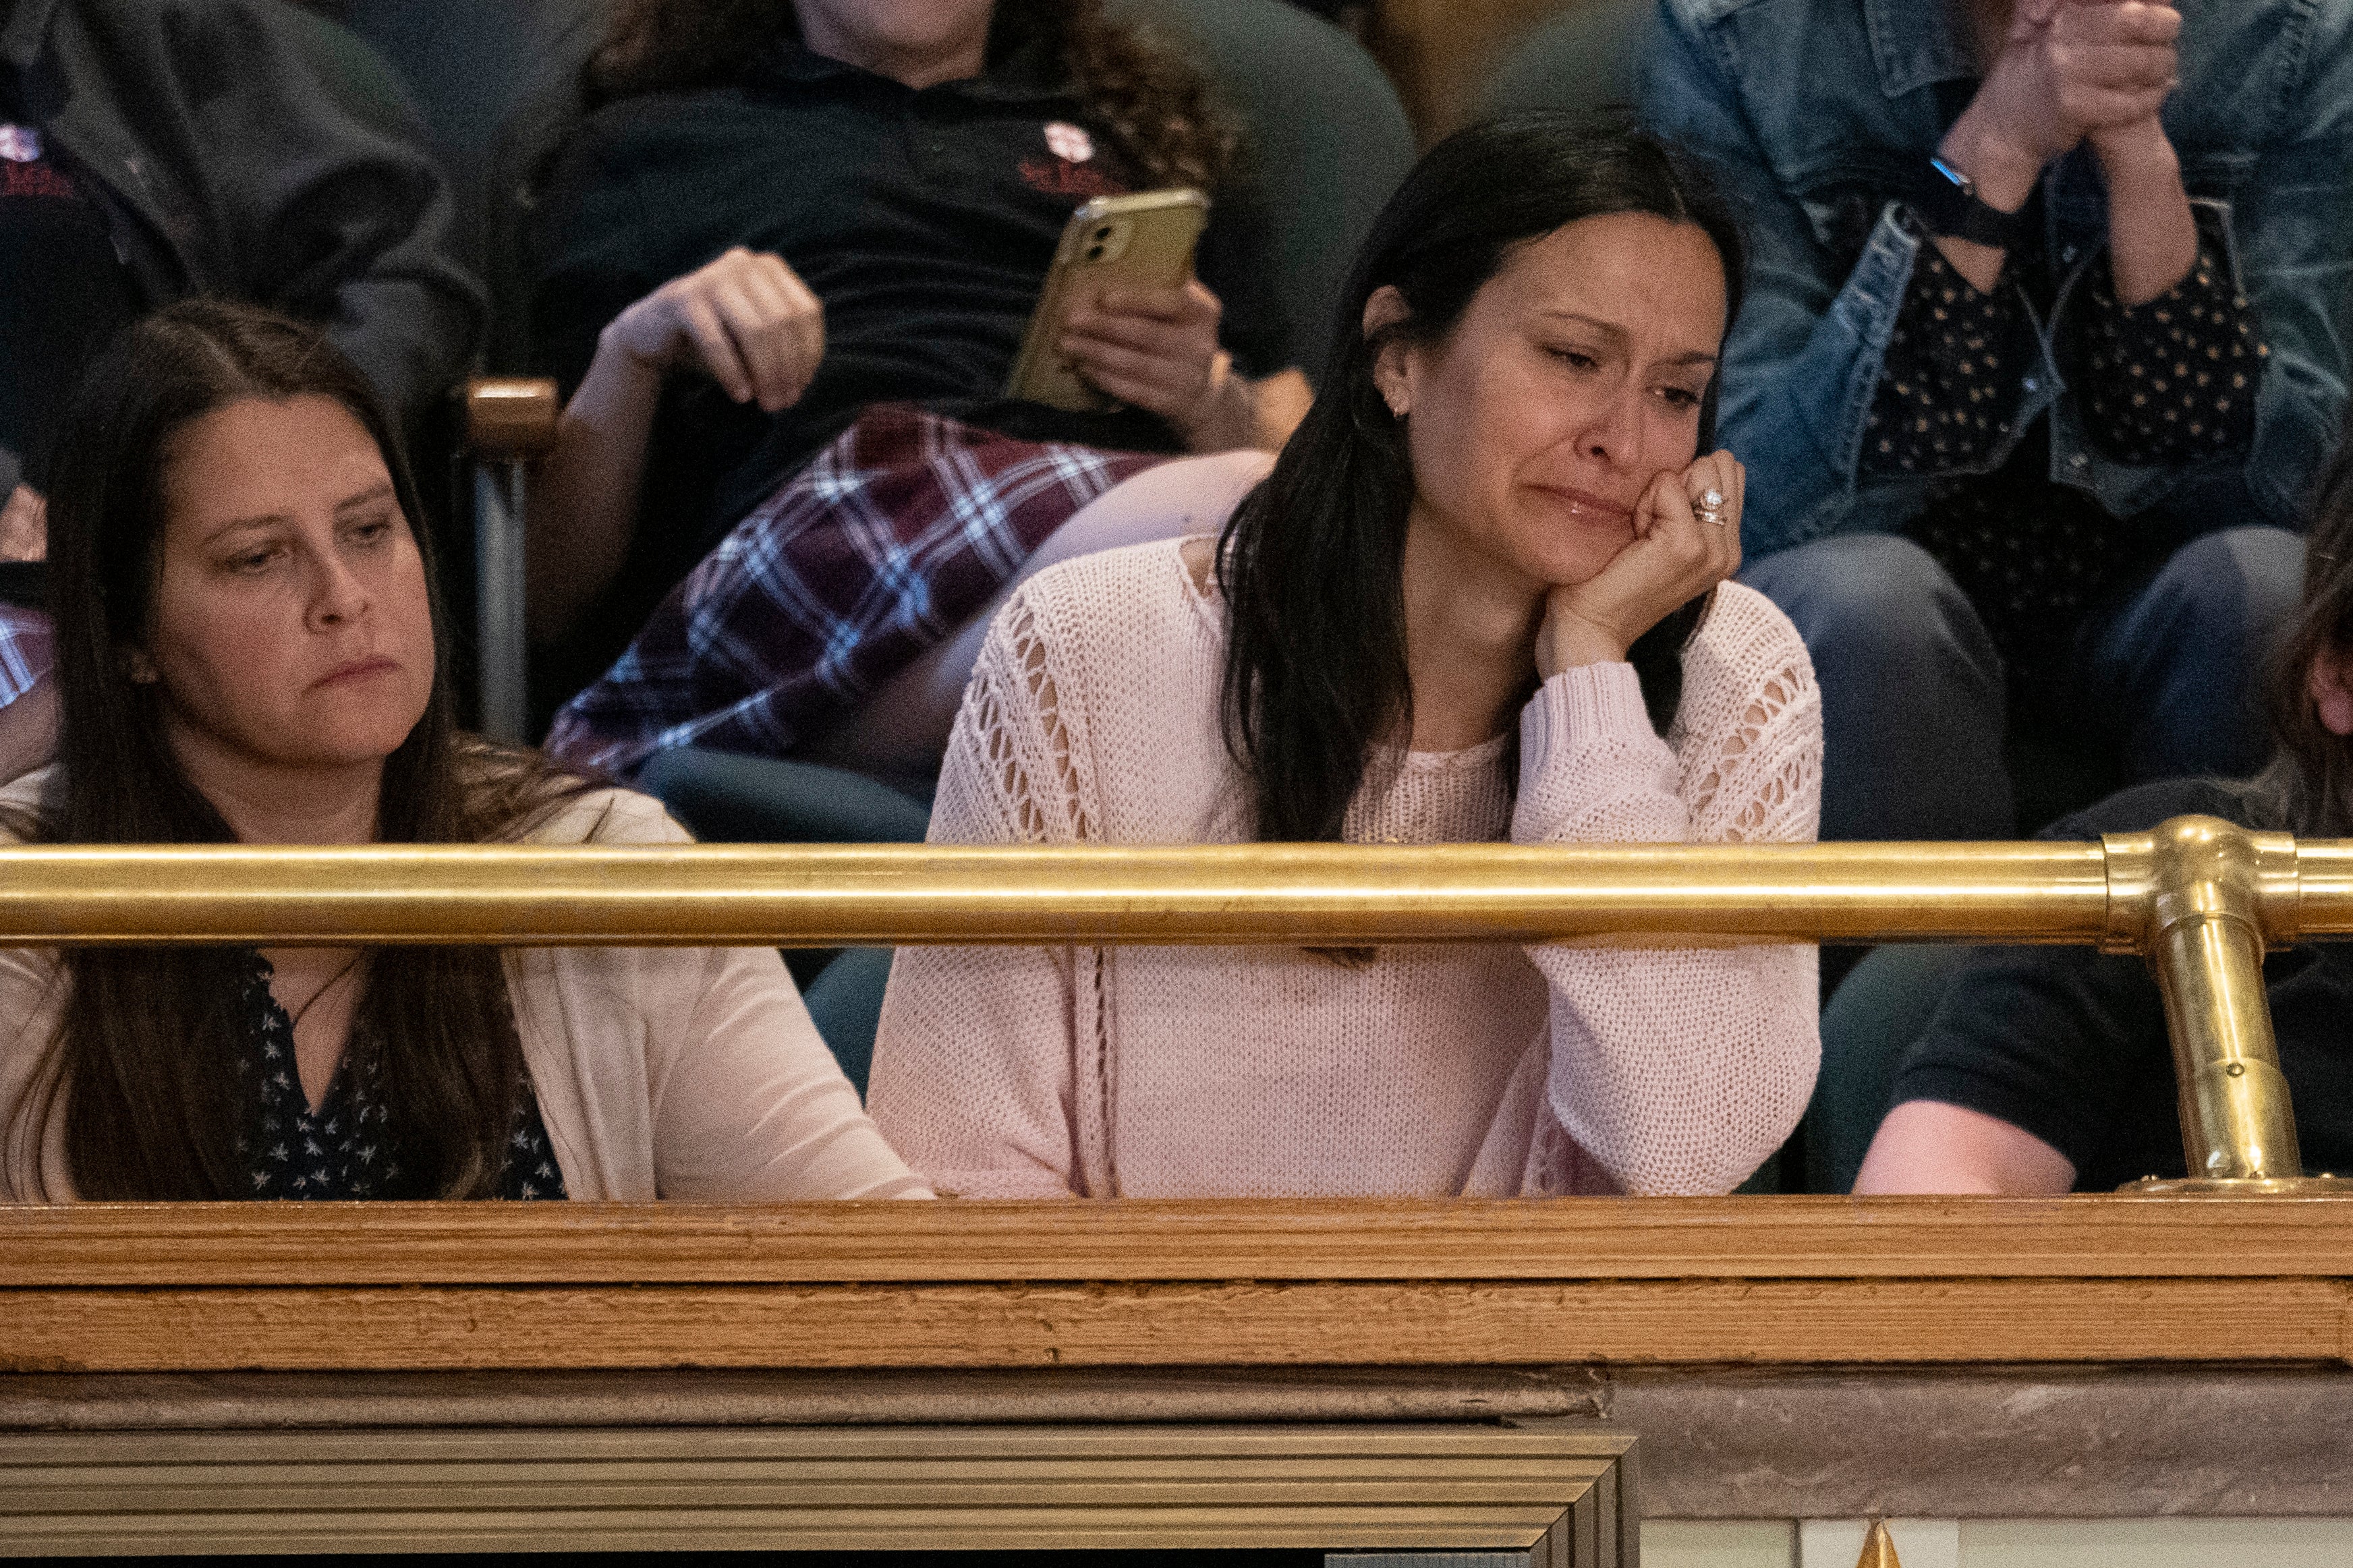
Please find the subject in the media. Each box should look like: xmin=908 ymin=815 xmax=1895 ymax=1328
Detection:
xmin=0 ymin=772 xmax=928 ymax=1202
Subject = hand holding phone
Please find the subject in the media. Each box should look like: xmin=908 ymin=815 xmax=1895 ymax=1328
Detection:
xmin=1059 ymin=280 xmax=1232 ymax=440
xmin=1007 ymin=189 xmax=1211 ymax=416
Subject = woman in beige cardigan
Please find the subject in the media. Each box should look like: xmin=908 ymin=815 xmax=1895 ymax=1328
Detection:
xmin=0 ymin=301 xmax=925 ymax=1203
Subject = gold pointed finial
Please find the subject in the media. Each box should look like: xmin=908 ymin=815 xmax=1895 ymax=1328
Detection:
xmin=1855 ymin=1519 xmax=1902 ymax=1568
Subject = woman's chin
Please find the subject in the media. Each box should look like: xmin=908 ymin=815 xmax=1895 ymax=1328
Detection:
xmin=280 ymin=703 xmax=427 ymax=770
xmin=1526 ymin=536 xmax=1632 ymax=590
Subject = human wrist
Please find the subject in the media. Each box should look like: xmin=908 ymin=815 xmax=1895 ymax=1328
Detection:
xmin=2091 ymin=121 xmax=2181 ymax=191
xmin=1536 ymin=608 xmax=1631 ymax=677
xmin=1938 ymin=109 xmax=2044 ymax=214
xmin=566 ymin=322 xmax=671 ymax=436
xmin=595 ymin=316 xmax=672 ymax=384
xmin=2099 ymin=140 xmax=2196 ymax=308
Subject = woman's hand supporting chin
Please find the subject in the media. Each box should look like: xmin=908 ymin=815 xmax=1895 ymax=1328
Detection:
xmin=1535 ymin=450 xmax=1744 ymax=676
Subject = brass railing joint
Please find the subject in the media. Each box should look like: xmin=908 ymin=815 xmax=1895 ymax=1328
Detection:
xmin=2109 ymin=818 xmax=2311 ymax=1188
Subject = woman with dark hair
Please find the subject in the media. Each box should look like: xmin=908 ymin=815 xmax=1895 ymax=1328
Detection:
xmin=1846 ymin=432 xmax=2353 ymax=1196
xmin=866 ymin=114 xmax=1824 ymax=1199
xmin=0 ymin=301 xmax=926 ymax=1203
xmin=528 ymin=0 xmax=1309 ymax=785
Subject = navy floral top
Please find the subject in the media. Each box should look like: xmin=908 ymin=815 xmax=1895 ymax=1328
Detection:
xmin=233 ymin=954 xmax=565 ymax=1201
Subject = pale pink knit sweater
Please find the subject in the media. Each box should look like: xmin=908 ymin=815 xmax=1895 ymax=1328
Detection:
xmin=866 ymin=539 xmax=1823 ymax=1198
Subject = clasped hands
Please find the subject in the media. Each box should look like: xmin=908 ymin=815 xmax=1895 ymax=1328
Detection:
xmin=1957 ymin=0 xmax=2184 ymax=193
xmin=604 ymin=246 xmax=1241 ymax=450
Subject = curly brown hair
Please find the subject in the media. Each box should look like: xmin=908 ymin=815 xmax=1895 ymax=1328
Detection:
xmin=584 ymin=0 xmax=1240 ymax=192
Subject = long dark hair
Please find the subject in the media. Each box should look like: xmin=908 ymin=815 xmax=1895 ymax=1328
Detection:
xmin=585 ymin=0 xmax=1238 ymax=192
xmin=11 ymin=300 xmax=585 ymax=1200
xmin=2248 ymin=437 xmax=2353 ymax=835
xmin=1216 ymin=111 xmax=1747 ymax=844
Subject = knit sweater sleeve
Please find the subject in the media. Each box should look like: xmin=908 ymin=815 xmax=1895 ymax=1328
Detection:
xmin=1509 ymin=583 xmax=1823 ymax=1194
xmin=865 ymin=591 xmax=1092 ymax=1198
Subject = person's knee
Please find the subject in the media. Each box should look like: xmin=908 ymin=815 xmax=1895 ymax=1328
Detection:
xmin=2143 ymin=526 xmax=2303 ymax=660
xmin=1745 ymin=532 xmax=1987 ymax=674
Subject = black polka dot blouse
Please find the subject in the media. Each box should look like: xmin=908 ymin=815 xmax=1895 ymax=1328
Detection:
xmin=1863 ymin=203 xmax=2264 ymax=672
xmin=233 ymin=954 xmax=567 ymax=1201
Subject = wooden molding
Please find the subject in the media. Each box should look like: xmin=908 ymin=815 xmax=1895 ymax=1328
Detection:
xmin=3 ymin=1196 xmax=2350 ymax=1374
xmin=11 ymin=1195 xmax=2353 ymax=1284
xmin=0 ymin=1422 xmax=1636 ymax=1559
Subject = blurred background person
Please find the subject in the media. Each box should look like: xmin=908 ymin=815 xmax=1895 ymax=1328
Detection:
xmin=0 ymin=0 xmax=483 ymax=778
xmin=526 ymin=0 xmax=1310 ymax=789
xmin=1846 ymin=432 xmax=2353 ymax=1195
xmin=1644 ymin=0 xmax=2353 ymax=844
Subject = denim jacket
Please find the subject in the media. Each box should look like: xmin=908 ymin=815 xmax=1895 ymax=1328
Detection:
xmin=1641 ymin=0 xmax=2353 ymax=558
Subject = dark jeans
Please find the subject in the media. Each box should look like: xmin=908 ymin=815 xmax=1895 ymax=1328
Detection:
xmin=1740 ymin=526 xmax=2304 ymax=842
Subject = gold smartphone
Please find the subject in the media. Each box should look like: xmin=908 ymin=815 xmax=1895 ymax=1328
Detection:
xmin=1007 ymin=187 xmax=1211 ymax=414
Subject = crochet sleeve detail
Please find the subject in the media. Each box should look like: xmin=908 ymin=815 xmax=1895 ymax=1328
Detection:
xmin=949 ymin=594 xmax=1098 ymax=846
xmin=1509 ymin=584 xmax=1822 ymax=1196
xmin=865 ymin=588 xmax=1094 ymax=1200
xmin=1670 ymin=586 xmax=1825 ymax=846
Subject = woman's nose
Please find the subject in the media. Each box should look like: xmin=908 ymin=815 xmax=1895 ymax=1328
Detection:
xmin=1579 ymin=387 xmax=1645 ymax=467
xmin=307 ymin=551 xmax=370 ymax=627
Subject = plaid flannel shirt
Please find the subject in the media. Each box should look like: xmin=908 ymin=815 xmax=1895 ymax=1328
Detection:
xmin=0 ymin=607 xmax=50 ymax=710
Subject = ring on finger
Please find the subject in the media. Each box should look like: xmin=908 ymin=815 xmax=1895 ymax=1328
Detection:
xmin=1694 ymin=487 xmax=1728 ymax=527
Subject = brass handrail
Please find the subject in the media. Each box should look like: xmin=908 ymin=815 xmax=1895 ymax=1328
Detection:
xmin=0 ymin=838 xmax=2112 ymax=946
xmin=0 ymin=815 xmax=2340 ymax=1190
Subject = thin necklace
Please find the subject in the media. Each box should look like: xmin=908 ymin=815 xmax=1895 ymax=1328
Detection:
xmin=286 ymin=952 xmax=367 ymax=1030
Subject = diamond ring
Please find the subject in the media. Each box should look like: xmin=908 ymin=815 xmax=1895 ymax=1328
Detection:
xmin=1694 ymin=487 xmax=1728 ymax=527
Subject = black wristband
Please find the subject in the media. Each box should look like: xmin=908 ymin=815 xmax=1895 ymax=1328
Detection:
xmin=1918 ymin=154 xmax=2032 ymax=251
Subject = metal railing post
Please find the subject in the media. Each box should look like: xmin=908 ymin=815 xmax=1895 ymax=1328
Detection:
xmin=473 ymin=458 xmax=528 ymax=743
xmin=2104 ymin=816 xmax=2337 ymax=1191
xmin=459 ymin=377 xmax=561 ymax=745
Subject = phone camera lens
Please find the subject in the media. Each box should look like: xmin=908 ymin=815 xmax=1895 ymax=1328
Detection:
xmin=1085 ymin=244 xmax=1107 ymax=260
xmin=1094 ymin=226 xmax=1114 ymax=239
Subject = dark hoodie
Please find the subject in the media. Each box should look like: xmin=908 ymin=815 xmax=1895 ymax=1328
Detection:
xmin=0 ymin=0 xmax=484 ymax=498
